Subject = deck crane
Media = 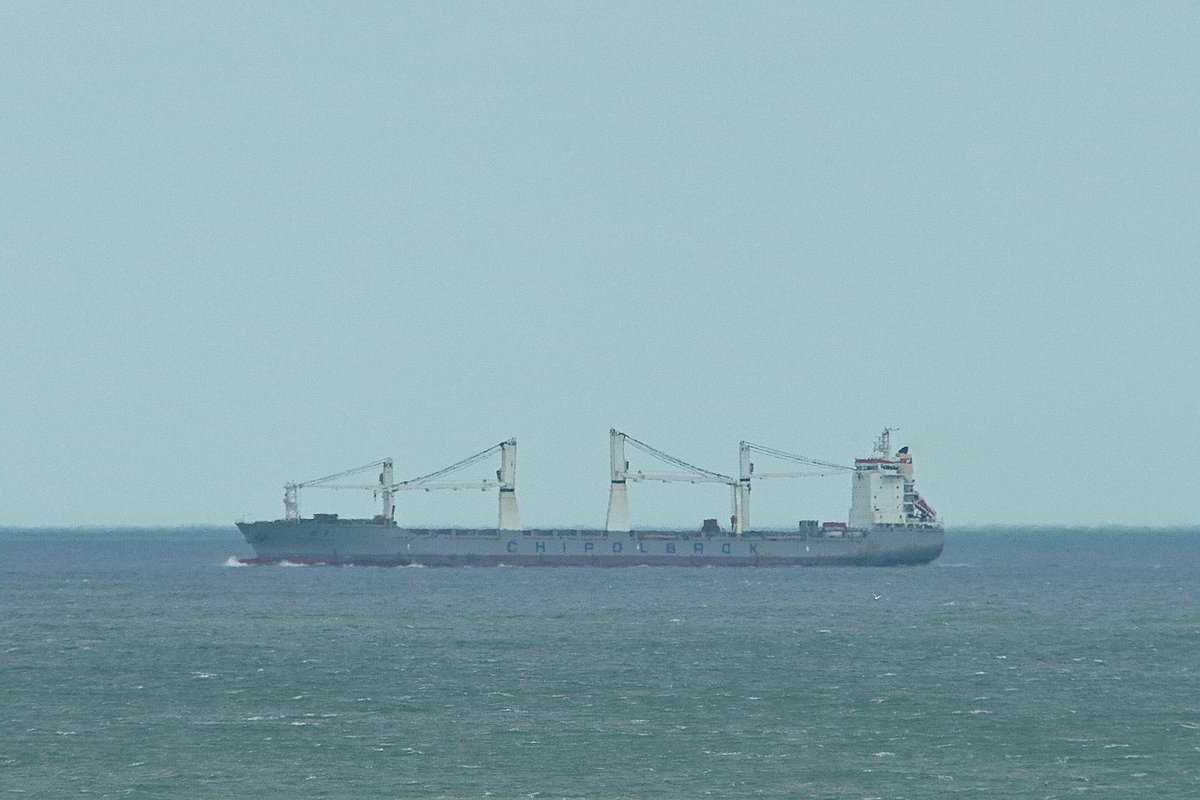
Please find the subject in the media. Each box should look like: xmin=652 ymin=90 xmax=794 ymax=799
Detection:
xmin=282 ymin=458 xmax=395 ymax=522
xmin=387 ymin=439 xmax=520 ymax=530
xmin=281 ymin=439 xmax=519 ymax=530
xmin=734 ymin=441 xmax=853 ymax=533
xmin=605 ymin=429 xmax=736 ymax=532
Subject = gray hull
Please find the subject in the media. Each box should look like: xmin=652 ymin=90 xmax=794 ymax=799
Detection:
xmin=237 ymin=519 xmax=943 ymax=567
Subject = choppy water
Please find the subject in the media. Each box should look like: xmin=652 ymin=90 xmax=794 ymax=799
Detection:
xmin=1 ymin=528 xmax=1197 ymax=798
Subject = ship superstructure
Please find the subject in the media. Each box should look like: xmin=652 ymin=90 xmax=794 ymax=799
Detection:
xmin=237 ymin=429 xmax=942 ymax=567
xmin=849 ymin=428 xmax=940 ymax=532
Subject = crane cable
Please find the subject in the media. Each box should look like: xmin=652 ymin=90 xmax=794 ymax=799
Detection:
xmin=622 ymin=434 xmax=734 ymax=482
xmin=741 ymin=442 xmax=852 ymax=472
xmin=393 ymin=441 xmax=506 ymax=487
xmin=295 ymin=459 xmax=391 ymax=489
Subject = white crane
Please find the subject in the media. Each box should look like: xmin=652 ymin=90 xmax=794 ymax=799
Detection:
xmin=605 ymin=429 xmax=736 ymax=532
xmin=282 ymin=458 xmax=394 ymax=522
xmin=734 ymin=442 xmax=852 ymax=533
xmin=388 ymin=439 xmax=520 ymax=530
xmin=281 ymin=439 xmax=519 ymax=530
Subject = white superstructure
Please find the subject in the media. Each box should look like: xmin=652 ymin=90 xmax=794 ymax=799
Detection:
xmin=849 ymin=429 xmax=939 ymax=530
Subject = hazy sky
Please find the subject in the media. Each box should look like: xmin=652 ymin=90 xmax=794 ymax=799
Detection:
xmin=2 ymin=2 xmax=1197 ymax=528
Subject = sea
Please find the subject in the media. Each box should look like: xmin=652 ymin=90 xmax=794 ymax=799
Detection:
xmin=1 ymin=527 xmax=1196 ymax=799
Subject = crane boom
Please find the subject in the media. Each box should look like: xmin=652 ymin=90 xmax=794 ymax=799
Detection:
xmin=629 ymin=471 xmax=735 ymax=485
xmin=390 ymin=442 xmax=506 ymax=488
xmin=388 ymin=439 xmax=519 ymax=530
xmin=734 ymin=441 xmax=853 ymax=533
xmin=740 ymin=442 xmax=851 ymax=472
xmin=606 ymin=429 xmax=735 ymax=533
xmin=284 ymin=458 xmax=393 ymax=521
xmin=294 ymin=459 xmax=391 ymax=489
xmin=392 ymin=480 xmax=501 ymax=492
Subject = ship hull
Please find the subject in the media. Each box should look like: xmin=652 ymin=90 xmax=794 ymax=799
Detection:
xmin=236 ymin=520 xmax=943 ymax=567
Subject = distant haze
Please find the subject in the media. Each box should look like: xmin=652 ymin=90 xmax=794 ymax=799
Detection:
xmin=2 ymin=3 xmax=1197 ymax=527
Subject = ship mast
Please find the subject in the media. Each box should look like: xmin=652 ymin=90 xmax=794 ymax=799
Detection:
xmin=736 ymin=442 xmax=752 ymax=534
xmin=284 ymin=482 xmax=299 ymax=521
xmin=874 ymin=427 xmax=899 ymax=458
xmin=498 ymin=439 xmax=519 ymax=530
xmin=380 ymin=459 xmax=394 ymax=521
xmin=605 ymin=430 xmax=631 ymax=532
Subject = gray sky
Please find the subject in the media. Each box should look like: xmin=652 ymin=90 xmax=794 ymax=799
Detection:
xmin=2 ymin=2 xmax=1197 ymax=528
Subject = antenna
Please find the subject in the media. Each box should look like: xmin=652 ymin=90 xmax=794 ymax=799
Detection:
xmin=874 ymin=428 xmax=899 ymax=458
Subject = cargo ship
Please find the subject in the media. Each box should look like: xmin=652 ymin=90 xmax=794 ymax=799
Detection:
xmin=236 ymin=429 xmax=943 ymax=567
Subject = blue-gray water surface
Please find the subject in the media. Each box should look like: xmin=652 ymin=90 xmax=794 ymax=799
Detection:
xmin=1 ymin=528 xmax=1197 ymax=798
